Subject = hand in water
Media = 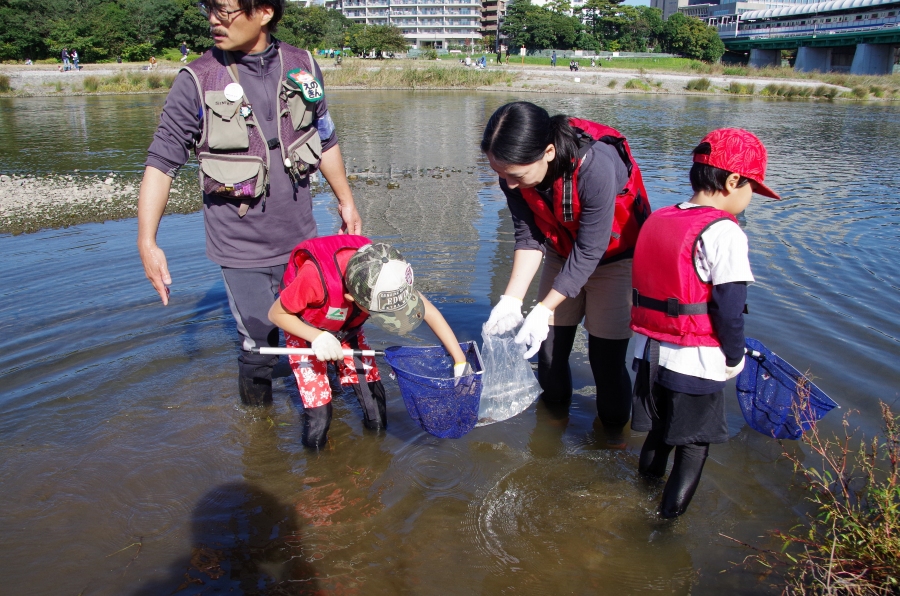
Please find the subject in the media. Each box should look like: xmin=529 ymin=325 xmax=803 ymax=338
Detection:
xmin=139 ymin=242 xmax=172 ymax=305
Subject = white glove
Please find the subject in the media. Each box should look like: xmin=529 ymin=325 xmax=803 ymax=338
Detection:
xmin=454 ymin=362 xmax=473 ymax=378
xmin=311 ymin=331 xmax=344 ymax=361
xmin=725 ymin=357 xmax=746 ymax=380
xmin=515 ymin=302 xmax=553 ymax=359
xmin=484 ymin=295 xmax=523 ymax=335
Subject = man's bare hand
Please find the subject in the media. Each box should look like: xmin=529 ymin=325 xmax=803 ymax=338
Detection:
xmin=139 ymin=241 xmax=172 ymax=305
xmin=339 ymin=201 xmax=362 ymax=235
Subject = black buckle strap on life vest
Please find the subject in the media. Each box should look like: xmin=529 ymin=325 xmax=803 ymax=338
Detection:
xmin=632 ymin=289 xmax=709 ymax=317
xmin=562 ymin=170 xmax=574 ymax=222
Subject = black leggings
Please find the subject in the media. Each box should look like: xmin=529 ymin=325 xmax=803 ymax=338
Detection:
xmin=639 ymin=429 xmax=709 ymax=518
xmin=537 ymin=326 xmax=632 ymax=429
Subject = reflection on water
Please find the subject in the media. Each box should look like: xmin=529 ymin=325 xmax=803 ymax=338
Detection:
xmin=0 ymin=91 xmax=898 ymax=594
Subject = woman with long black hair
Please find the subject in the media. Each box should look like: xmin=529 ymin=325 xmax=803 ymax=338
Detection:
xmin=481 ymin=101 xmax=651 ymax=442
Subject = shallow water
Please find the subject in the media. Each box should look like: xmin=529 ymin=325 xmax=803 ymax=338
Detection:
xmin=1 ymin=91 xmax=899 ymax=594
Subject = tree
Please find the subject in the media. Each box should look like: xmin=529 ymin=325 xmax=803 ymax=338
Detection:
xmin=350 ymin=24 xmax=408 ymax=57
xmin=662 ymin=12 xmax=724 ymax=62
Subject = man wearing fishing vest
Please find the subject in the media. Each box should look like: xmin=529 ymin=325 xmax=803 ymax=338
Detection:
xmin=138 ymin=0 xmax=362 ymax=407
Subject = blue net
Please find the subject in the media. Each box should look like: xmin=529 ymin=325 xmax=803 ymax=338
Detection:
xmin=383 ymin=341 xmax=483 ymax=439
xmin=736 ymin=338 xmax=838 ymax=440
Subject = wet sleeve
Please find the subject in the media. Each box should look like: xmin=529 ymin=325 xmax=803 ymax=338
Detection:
xmin=551 ymin=146 xmax=621 ymax=298
xmin=709 ymin=282 xmax=747 ymax=366
xmin=279 ymin=261 xmax=326 ymax=314
xmin=311 ymin=58 xmax=338 ymax=152
xmin=500 ymin=178 xmax=545 ymax=251
xmin=145 ymin=70 xmax=202 ymax=177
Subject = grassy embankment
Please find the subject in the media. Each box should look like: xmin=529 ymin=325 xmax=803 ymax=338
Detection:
xmin=81 ymin=71 xmax=177 ymax=93
xmin=324 ymin=60 xmax=516 ymax=88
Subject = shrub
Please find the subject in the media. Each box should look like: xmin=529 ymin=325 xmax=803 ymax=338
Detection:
xmin=852 ymin=86 xmax=869 ymax=99
xmin=685 ymin=77 xmax=711 ymax=91
xmin=54 ymin=80 xmax=64 ymax=93
xmin=737 ymin=403 xmax=900 ymax=593
xmin=870 ymin=85 xmax=885 ymax=98
xmin=83 ymin=76 xmax=99 ymax=92
xmin=607 ymin=79 xmax=617 ymax=88
xmin=0 ymin=74 xmax=10 ymax=93
xmin=723 ymin=66 xmax=748 ymax=76
xmin=726 ymin=81 xmax=754 ymax=95
xmin=122 ymin=43 xmax=154 ymax=62
xmin=422 ymin=48 xmax=438 ymax=60
xmin=624 ymin=78 xmax=650 ymax=91
xmin=127 ymin=71 xmax=145 ymax=87
xmin=147 ymin=73 xmax=162 ymax=89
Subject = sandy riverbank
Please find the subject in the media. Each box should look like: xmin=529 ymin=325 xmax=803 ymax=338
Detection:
xmin=1 ymin=59 xmax=856 ymax=98
xmin=0 ymin=172 xmax=201 ymax=235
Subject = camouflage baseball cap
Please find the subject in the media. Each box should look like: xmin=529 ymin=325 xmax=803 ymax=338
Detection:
xmin=344 ymin=243 xmax=425 ymax=336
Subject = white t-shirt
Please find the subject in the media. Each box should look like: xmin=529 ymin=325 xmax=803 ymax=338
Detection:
xmin=633 ymin=202 xmax=754 ymax=381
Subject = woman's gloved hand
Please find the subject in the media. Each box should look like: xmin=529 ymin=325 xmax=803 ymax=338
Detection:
xmin=515 ymin=302 xmax=553 ymax=359
xmin=484 ymin=295 xmax=523 ymax=335
xmin=311 ymin=331 xmax=344 ymax=361
xmin=725 ymin=357 xmax=746 ymax=380
xmin=454 ymin=362 xmax=473 ymax=378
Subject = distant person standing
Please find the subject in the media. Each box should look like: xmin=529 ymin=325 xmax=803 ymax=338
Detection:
xmin=551 ymin=50 xmax=557 ymax=67
xmin=71 ymin=49 xmax=79 ymax=70
xmin=180 ymin=42 xmax=189 ymax=63
xmin=505 ymin=46 xmax=510 ymax=64
xmin=61 ymin=48 xmax=70 ymax=71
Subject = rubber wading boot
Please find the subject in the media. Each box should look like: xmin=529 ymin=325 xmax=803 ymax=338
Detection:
xmin=302 ymin=403 xmax=333 ymax=449
xmin=239 ymin=376 xmax=273 ymax=407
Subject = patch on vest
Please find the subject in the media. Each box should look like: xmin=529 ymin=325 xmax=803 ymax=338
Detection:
xmin=325 ymin=307 xmax=348 ymax=321
xmin=286 ymin=68 xmax=324 ymax=102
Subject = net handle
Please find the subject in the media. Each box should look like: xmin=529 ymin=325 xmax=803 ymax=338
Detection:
xmin=251 ymin=347 xmax=384 ymax=357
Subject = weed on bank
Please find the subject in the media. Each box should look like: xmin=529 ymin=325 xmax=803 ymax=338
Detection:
xmin=730 ymin=402 xmax=900 ymax=594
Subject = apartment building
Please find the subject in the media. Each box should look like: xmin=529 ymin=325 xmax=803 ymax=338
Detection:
xmin=334 ymin=0 xmax=482 ymax=49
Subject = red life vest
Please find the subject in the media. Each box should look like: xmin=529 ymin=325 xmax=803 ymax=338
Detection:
xmin=282 ymin=235 xmax=371 ymax=334
xmin=630 ymin=205 xmax=738 ymax=347
xmin=518 ymin=118 xmax=651 ymax=261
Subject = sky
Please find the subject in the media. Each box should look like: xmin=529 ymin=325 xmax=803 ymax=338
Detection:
xmin=622 ymin=0 xmax=651 ymax=5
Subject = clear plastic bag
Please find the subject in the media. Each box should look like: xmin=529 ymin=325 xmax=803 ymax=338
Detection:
xmin=476 ymin=325 xmax=541 ymax=426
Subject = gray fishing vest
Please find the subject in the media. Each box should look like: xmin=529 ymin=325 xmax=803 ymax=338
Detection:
xmin=183 ymin=43 xmax=323 ymax=216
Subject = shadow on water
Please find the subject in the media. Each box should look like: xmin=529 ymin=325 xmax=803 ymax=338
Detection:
xmin=133 ymin=480 xmax=320 ymax=595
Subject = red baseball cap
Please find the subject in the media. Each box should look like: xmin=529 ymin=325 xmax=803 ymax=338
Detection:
xmin=693 ymin=128 xmax=781 ymax=200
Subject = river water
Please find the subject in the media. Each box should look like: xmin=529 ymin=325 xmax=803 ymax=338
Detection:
xmin=1 ymin=91 xmax=898 ymax=595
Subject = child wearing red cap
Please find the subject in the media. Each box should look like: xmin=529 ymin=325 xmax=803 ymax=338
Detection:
xmin=629 ymin=128 xmax=780 ymax=518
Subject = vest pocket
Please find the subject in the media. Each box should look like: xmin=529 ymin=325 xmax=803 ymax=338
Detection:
xmin=198 ymin=153 xmax=267 ymax=199
xmin=281 ymin=82 xmax=315 ymax=130
xmin=204 ymin=91 xmax=249 ymax=150
xmin=286 ymin=128 xmax=322 ymax=175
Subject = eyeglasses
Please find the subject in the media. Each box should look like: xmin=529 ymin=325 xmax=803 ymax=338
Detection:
xmin=197 ymin=2 xmax=244 ymax=21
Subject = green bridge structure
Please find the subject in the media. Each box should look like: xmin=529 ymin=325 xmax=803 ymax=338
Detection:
xmin=715 ymin=0 xmax=900 ymax=74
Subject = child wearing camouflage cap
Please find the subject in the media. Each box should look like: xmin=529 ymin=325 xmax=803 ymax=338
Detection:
xmin=268 ymin=235 xmax=468 ymax=449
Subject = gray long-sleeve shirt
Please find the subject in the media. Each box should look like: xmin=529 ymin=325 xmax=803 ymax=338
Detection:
xmin=146 ymin=41 xmax=337 ymax=268
xmin=501 ymin=141 xmax=630 ymax=298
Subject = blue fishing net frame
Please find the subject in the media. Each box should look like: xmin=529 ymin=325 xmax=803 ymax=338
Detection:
xmin=736 ymin=337 xmax=839 ymax=440
xmin=383 ymin=341 xmax=484 ymax=439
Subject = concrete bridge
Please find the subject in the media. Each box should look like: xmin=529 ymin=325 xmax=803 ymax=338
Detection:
xmin=716 ymin=0 xmax=900 ymax=74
